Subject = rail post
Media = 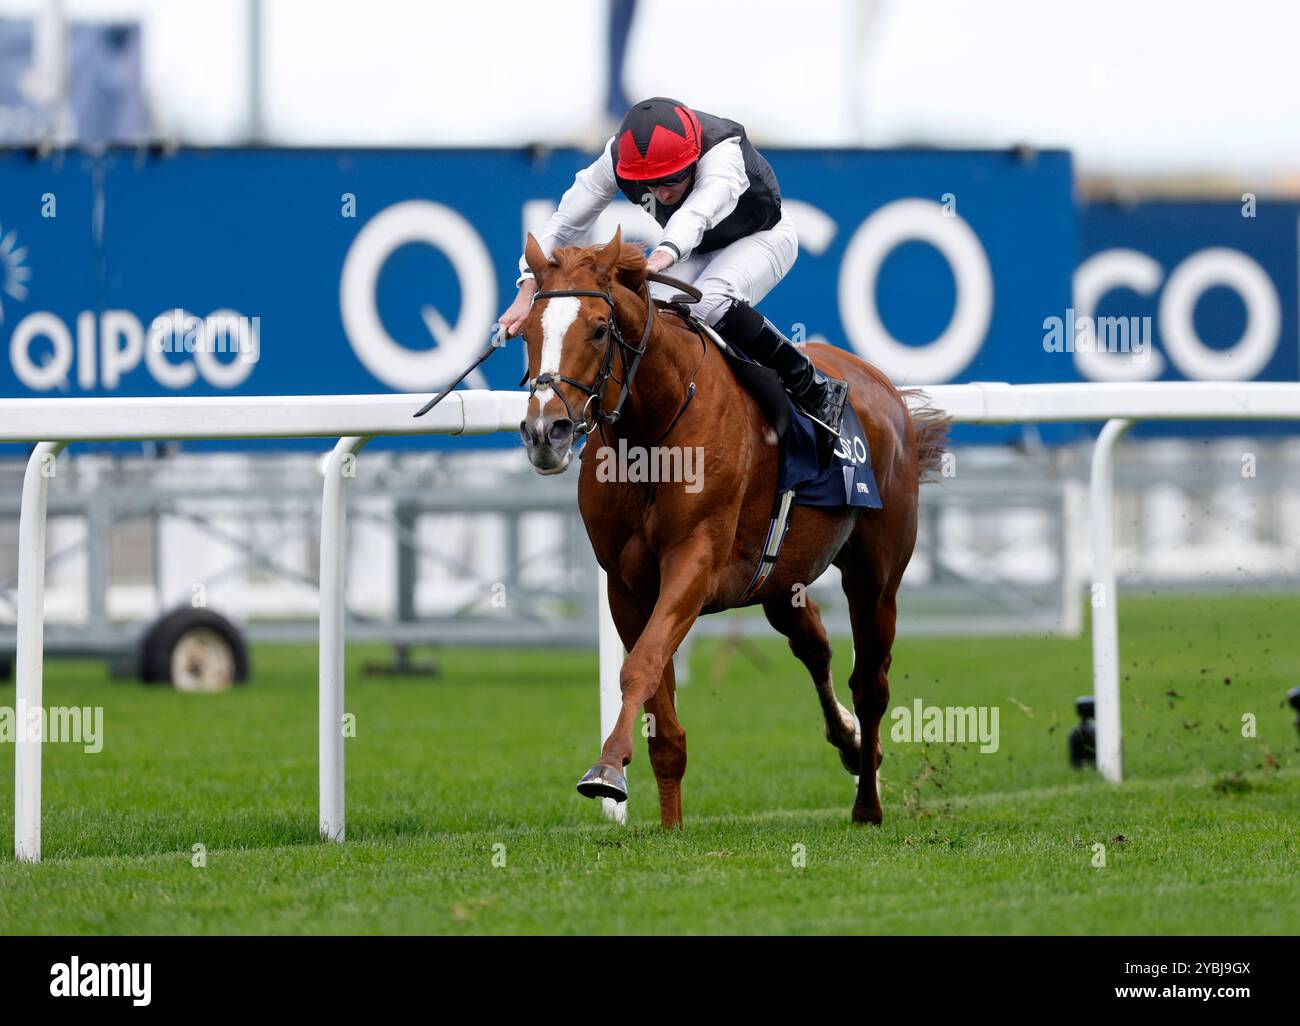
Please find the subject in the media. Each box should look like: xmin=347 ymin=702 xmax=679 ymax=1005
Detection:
xmin=15 ymin=441 xmax=67 ymax=863
xmin=319 ymin=435 xmax=372 ymax=842
xmin=1089 ymin=418 xmax=1133 ymax=783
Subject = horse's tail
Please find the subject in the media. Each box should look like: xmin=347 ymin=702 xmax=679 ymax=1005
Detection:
xmin=900 ymin=388 xmax=951 ymax=483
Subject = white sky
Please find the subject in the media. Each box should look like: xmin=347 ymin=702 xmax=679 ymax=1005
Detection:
xmin=4 ymin=0 xmax=1298 ymax=174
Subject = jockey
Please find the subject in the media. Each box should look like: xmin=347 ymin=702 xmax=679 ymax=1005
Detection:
xmin=499 ymin=96 xmax=849 ymax=432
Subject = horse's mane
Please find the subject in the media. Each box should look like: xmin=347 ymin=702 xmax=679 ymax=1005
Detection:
xmin=549 ymin=243 xmax=649 ymax=293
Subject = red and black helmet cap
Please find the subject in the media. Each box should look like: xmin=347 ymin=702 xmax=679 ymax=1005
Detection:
xmin=615 ymin=97 xmax=702 ymax=182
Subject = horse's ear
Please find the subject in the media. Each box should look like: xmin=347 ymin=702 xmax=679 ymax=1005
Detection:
xmin=596 ymin=227 xmax=623 ymax=278
xmin=524 ymin=233 xmax=550 ymax=281
xmin=615 ymin=245 xmax=649 ymax=292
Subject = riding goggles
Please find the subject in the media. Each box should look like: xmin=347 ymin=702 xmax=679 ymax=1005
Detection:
xmin=642 ymin=164 xmax=696 ymax=189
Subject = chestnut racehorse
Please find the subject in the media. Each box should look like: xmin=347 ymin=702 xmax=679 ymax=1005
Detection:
xmin=517 ymin=228 xmax=948 ymax=827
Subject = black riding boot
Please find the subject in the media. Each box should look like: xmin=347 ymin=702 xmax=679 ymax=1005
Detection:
xmin=714 ymin=301 xmax=849 ymax=432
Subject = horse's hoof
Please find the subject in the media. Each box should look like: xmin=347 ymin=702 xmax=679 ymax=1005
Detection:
xmin=576 ymin=764 xmax=628 ymax=803
xmin=837 ymin=747 xmax=861 ymax=776
xmin=851 ymin=802 xmax=883 ymax=826
xmin=830 ymin=707 xmax=861 ymax=776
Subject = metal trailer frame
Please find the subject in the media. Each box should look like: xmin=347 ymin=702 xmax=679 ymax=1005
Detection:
xmin=0 ymin=441 xmax=1082 ymax=669
xmin=0 ymin=456 xmax=602 ymax=660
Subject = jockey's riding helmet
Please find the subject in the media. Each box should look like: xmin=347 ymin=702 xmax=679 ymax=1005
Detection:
xmin=615 ymin=97 xmax=702 ymax=183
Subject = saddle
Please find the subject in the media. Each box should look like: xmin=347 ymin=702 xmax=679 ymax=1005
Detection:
xmin=649 ymin=276 xmax=881 ymax=603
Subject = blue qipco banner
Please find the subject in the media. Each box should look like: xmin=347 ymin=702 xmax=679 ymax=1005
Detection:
xmin=3 ymin=150 xmax=1295 ymax=446
xmin=0 ymin=147 xmax=1075 ymax=445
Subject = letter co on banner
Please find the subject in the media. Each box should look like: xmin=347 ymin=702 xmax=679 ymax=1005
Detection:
xmin=1074 ymin=242 xmax=1284 ymax=382
xmin=1076 ymin=199 xmax=1296 ymax=388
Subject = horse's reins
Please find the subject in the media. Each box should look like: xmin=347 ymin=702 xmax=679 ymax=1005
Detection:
xmin=414 ymin=270 xmax=706 ymax=447
xmin=526 ymin=285 xmax=652 ymax=437
xmin=525 ymin=275 xmax=705 ymax=446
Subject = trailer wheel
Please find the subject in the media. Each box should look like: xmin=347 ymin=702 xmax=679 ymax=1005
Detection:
xmin=139 ymin=608 xmax=249 ymax=692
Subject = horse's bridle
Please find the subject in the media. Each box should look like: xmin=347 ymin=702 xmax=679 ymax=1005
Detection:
xmin=525 ymin=284 xmax=656 ymax=437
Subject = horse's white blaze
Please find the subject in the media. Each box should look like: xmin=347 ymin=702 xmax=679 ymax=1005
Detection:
xmin=540 ymin=296 xmax=580 ymax=378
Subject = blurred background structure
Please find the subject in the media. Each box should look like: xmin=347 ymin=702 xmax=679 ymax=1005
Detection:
xmin=2 ymin=0 xmax=1299 ymax=182
xmin=0 ymin=0 xmax=1297 ymax=685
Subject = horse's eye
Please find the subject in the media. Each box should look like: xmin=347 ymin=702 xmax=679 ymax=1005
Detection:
xmin=592 ymin=324 xmax=608 ymax=342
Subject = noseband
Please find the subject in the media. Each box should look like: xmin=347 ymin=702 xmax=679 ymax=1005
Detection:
xmin=526 ymin=284 xmax=655 ymax=437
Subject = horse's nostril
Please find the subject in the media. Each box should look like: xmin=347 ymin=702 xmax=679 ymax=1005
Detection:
xmin=519 ymin=420 xmax=536 ymax=446
xmin=548 ymin=418 xmax=574 ymax=446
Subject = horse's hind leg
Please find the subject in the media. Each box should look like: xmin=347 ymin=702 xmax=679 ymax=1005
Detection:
xmin=839 ymin=558 xmax=902 ymax=825
xmin=763 ymin=596 xmax=861 ymax=775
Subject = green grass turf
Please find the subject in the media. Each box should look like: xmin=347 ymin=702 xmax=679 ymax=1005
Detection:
xmin=0 ymin=594 xmax=1296 ymax=935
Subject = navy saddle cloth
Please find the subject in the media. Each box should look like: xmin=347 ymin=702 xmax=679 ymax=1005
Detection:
xmin=719 ymin=340 xmax=883 ymax=510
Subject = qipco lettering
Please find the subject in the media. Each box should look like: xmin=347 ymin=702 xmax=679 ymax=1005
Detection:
xmin=833 ymin=432 xmax=869 ymax=465
xmin=8 ymin=308 xmax=259 ymax=392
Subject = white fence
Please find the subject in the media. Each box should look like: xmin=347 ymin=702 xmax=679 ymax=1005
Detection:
xmin=5 ymin=382 xmax=1300 ymax=862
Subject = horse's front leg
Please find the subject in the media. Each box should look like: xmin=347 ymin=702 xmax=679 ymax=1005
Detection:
xmin=576 ymin=534 xmax=715 ymax=808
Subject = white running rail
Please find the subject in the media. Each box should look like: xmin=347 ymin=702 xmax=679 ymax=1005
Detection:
xmin=3 ymin=390 xmax=526 ymax=862
xmin=5 ymin=382 xmax=1300 ymax=860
